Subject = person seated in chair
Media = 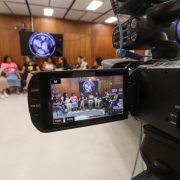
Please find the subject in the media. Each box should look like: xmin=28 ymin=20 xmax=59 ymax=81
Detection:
xmin=52 ymin=94 xmax=66 ymax=115
xmin=109 ymin=92 xmax=119 ymax=112
xmin=61 ymin=92 xmax=72 ymax=112
xmin=88 ymin=92 xmax=94 ymax=110
xmin=0 ymin=68 xmax=9 ymax=98
xmin=1 ymin=56 xmax=21 ymax=94
xmin=94 ymin=91 xmax=101 ymax=108
xmin=80 ymin=58 xmax=89 ymax=70
xmin=102 ymin=90 xmax=110 ymax=106
xmin=102 ymin=90 xmax=111 ymax=114
xmin=91 ymin=56 xmax=103 ymax=69
xmin=70 ymin=93 xmax=78 ymax=111
xmin=79 ymin=92 xmax=87 ymax=110
xmin=73 ymin=56 xmax=82 ymax=69
xmin=42 ymin=57 xmax=56 ymax=71
xmin=21 ymin=56 xmax=40 ymax=90
xmin=57 ymin=56 xmax=72 ymax=70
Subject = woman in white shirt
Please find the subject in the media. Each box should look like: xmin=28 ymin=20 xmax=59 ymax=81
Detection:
xmin=81 ymin=58 xmax=89 ymax=70
xmin=88 ymin=92 xmax=94 ymax=110
xmin=42 ymin=57 xmax=56 ymax=71
xmin=61 ymin=92 xmax=72 ymax=112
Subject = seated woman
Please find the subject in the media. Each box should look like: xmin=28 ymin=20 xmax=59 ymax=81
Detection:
xmin=94 ymin=92 xmax=101 ymax=108
xmin=70 ymin=93 xmax=78 ymax=111
xmin=109 ymin=92 xmax=119 ymax=110
xmin=1 ymin=56 xmax=21 ymax=94
xmin=21 ymin=56 xmax=40 ymax=90
xmin=81 ymin=58 xmax=89 ymax=70
xmin=92 ymin=57 xmax=103 ymax=69
xmin=61 ymin=92 xmax=72 ymax=112
xmin=73 ymin=56 xmax=82 ymax=69
xmin=88 ymin=92 xmax=94 ymax=110
xmin=0 ymin=68 xmax=9 ymax=98
xmin=52 ymin=94 xmax=66 ymax=116
xmin=42 ymin=57 xmax=56 ymax=71
xmin=79 ymin=92 xmax=87 ymax=110
xmin=57 ymin=56 xmax=72 ymax=70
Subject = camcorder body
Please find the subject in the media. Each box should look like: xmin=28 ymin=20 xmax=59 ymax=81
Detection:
xmin=28 ymin=0 xmax=180 ymax=179
xmin=102 ymin=59 xmax=180 ymax=180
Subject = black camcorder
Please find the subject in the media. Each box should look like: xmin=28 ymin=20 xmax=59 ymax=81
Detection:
xmin=28 ymin=0 xmax=180 ymax=179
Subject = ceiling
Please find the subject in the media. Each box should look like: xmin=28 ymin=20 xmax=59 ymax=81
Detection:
xmin=0 ymin=0 xmax=130 ymax=24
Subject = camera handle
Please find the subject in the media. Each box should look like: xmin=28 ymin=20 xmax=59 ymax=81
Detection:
xmin=151 ymin=31 xmax=178 ymax=59
xmin=132 ymin=125 xmax=180 ymax=180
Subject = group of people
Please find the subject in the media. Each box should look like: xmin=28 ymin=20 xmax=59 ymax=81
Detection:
xmin=73 ymin=56 xmax=103 ymax=70
xmin=0 ymin=55 xmax=40 ymax=98
xmin=43 ymin=55 xmax=103 ymax=71
xmin=53 ymin=92 xmax=101 ymax=115
xmin=0 ymin=55 xmax=103 ymax=99
xmin=52 ymin=90 xmax=120 ymax=116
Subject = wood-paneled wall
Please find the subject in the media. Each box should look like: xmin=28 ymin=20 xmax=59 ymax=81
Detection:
xmin=0 ymin=14 xmax=145 ymax=70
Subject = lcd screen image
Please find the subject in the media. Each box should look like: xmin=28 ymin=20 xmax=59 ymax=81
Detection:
xmin=50 ymin=76 xmax=124 ymax=124
xmin=19 ymin=31 xmax=63 ymax=57
xmin=176 ymin=20 xmax=180 ymax=48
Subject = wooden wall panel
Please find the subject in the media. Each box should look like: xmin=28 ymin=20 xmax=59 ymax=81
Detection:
xmin=91 ymin=36 xmax=118 ymax=66
xmin=33 ymin=17 xmax=64 ymax=34
xmin=0 ymin=15 xmax=31 ymax=30
xmin=62 ymin=21 xmax=91 ymax=34
xmin=91 ymin=24 xmax=116 ymax=36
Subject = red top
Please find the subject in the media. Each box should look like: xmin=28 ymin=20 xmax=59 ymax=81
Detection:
xmin=1 ymin=62 xmax=17 ymax=73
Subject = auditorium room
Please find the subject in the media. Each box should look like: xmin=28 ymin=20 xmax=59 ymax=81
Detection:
xmin=0 ymin=0 xmax=149 ymax=180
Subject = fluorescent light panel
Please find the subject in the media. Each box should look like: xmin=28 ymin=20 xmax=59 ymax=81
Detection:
xmin=105 ymin=17 xmax=117 ymax=23
xmin=86 ymin=1 xmax=103 ymax=11
xmin=44 ymin=8 xmax=54 ymax=16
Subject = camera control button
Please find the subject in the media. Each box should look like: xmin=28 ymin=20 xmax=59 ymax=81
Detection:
xmin=31 ymin=92 xmax=39 ymax=100
xmin=33 ymin=108 xmax=41 ymax=116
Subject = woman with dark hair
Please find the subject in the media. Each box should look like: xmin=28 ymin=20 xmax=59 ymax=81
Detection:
xmin=79 ymin=92 xmax=87 ymax=110
xmin=57 ymin=56 xmax=72 ymax=70
xmin=61 ymin=92 xmax=72 ymax=112
xmin=73 ymin=56 xmax=82 ymax=69
xmin=1 ymin=56 xmax=21 ymax=94
xmin=42 ymin=57 xmax=56 ymax=71
xmin=109 ymin=92 xmax=119 ymax=110
xmin=88 ymin=92 xmax=94 ymax=110
xmin=92 ymin=56 xmax=103 ymax=69
xmin=21 ymin=55 xmax=40 ymax=90
xmin=94 ymin=91 xmax=101 ymax=108
xmin=70 ymin=93 xmax=78 ymax=111
xmin=52 ymin=94 xmax=66 ymax=116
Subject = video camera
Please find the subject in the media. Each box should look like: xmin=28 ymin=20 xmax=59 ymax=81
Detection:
xmin=28 ymin=0 xmax=180 ymax=179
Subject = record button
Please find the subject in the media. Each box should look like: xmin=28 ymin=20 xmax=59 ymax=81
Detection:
xmin=33 ymin=108 xmax=41 ymax=116
xmin=31 ymin=92 xmax=39 ymax=100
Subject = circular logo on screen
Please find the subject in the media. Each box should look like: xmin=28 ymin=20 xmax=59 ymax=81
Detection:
xmin=175 ymin=20 xmax=180 ymax=48
xmin=83 ymin=80 xmax=95 ymax=93
xmin=29 ymin=32 xmax=56 ymax=57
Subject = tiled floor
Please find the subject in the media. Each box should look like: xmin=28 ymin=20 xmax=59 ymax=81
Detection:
xmin=0 ymin=94 xmax=144 ymax=180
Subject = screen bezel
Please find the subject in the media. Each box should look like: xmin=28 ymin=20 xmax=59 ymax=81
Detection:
xmin=33 ymin=69 xmax=128 ymax=132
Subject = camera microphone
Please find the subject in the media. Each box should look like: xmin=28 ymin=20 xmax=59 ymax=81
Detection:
xmin=110 ymin=0 xmax=120 ymax=15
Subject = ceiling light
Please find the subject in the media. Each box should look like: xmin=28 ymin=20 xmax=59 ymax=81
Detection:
xmin=105 ymin=17 xmax=117 ymax=23
xmin=86 ymin=1 xmax=103 ymax=11
xmin=44 ymin=8 xmax=54 ymax=16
